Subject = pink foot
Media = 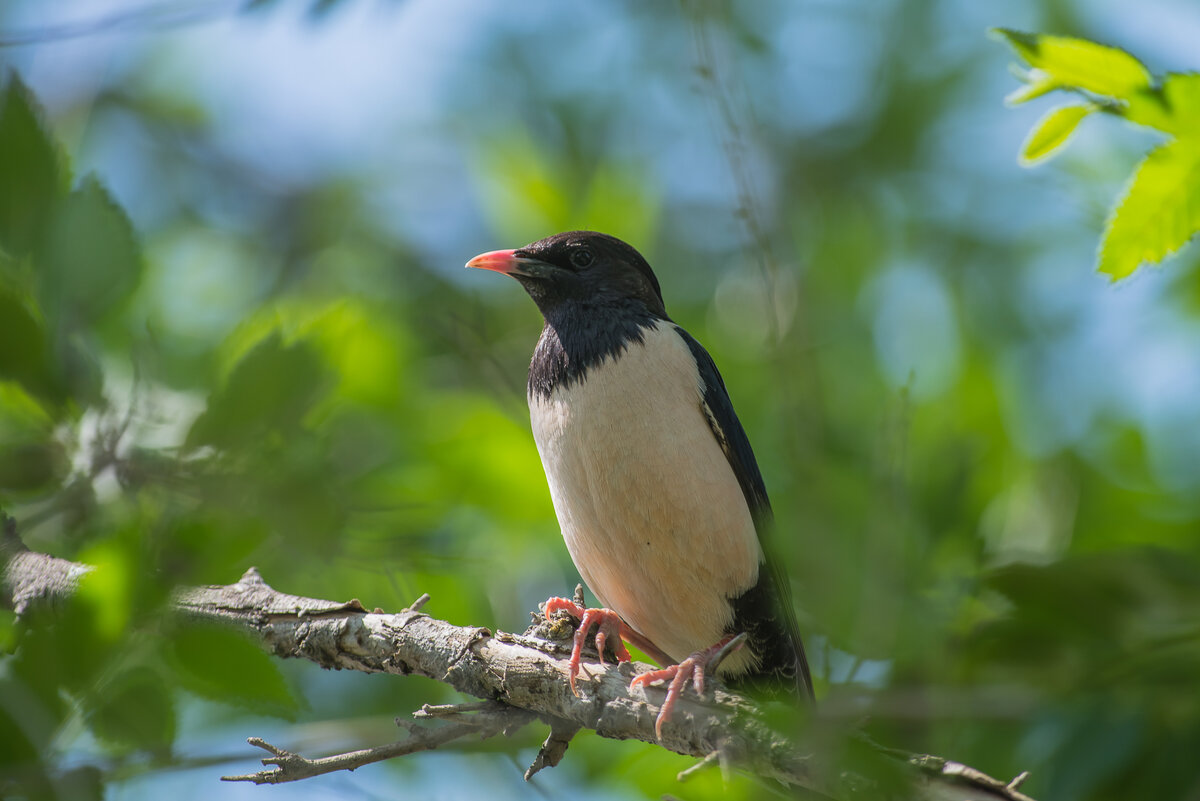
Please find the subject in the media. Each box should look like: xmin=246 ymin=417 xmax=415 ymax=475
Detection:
xmin=630 ymin=635 xmax=741 ymax=740
xmin=543 ymin=597 xmax=633 ymax=696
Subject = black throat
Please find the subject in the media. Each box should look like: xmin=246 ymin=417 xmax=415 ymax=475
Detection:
xmin=528 ymin=302 xmax=662 ymax=401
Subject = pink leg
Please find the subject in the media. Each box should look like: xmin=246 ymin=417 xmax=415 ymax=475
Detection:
xmin=543 ymin=597 xmax=633 ymax=696
xmin=630 ymin=635 xmax=742 ymax=740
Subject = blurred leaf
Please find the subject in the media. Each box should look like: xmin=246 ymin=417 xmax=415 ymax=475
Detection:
xmin=1040 ymin=705 xmax=1144 ymax=801
xmin=1098 ymin=138 xmax=1200 ymax=279
xmin=39 ymin=175 xmax=144 ymax=327
xmin=474 ymin=130 xmax=572 ymax=241
xmin=999 ymin=34 xmax=1200 ymax=281
xmin=0 ymin=607 xmax=14 ymax=654
xmin=74 ymin=543 xmax=135 ymax=643
xmin=167 ymin=624 xmax=297 ymax=718
xmin=971 ymin=549 xmax=1200 ymax=695
xmin=85 ymin=666 xmax=175 ymax=751
xmin=294 ymin=300 xmax=406 ymax=409
xmin=0 ymin=286 xmax=44 ymax=372
xmin=160 ymin=514 xmax=270 ymax=584
xmin=1019 ymin=104 xmax=1095 ymax=165
xmin=0 ymin=287 xmax=69 ymax=406
xmin=53 ymin=766 xmax=104 ymax=801
xmin=0 ymin=675 xmax=49 ymax=779
xmin=1004 ymin=68 xmax=1060 ymax=106
xmin=579 ymin=164 xmax=660 ymax=250
xmin=0 ymin=436 xmax=66 ymax=494
xmin=1122 ymin=71 xmax=1200 ymax=134
xmin=0 ymin=74 xmax=63 ymax=256
xmin=413 ymin=395 xmax=552 ymax=525
xmin=1160 ymin=72 xmax=1200 ymax=133
xmin=187 ymin=332 xmax=330 ymax=449
xmin=991 ymin=28 xmax=1153 ymax=102
xmin=13 ymin=598 xmax=115 ymax=705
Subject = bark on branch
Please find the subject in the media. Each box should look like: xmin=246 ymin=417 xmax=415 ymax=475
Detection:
xmin=1 ymin=525 xmax=1037 ymax=800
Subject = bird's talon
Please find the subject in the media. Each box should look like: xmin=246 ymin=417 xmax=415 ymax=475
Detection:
xmin=543 ymin=596 xmax=586 ymax=622
xmin=542 ymin=597 xmax=632 ymax=694
xmin=630 ymin=636 xmax=736 ymax=739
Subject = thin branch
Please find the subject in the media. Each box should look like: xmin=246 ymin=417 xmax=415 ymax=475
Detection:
xmin=222 ymin=716 xmax=519 ymax=785
xmin=677 ymin=748 xmax=721 ymax=783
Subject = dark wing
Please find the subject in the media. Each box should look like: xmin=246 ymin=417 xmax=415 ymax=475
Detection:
xmin=674 ymin=326 xmax=815 ymax=702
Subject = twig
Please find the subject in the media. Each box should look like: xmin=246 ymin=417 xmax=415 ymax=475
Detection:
xmin=415 ymin=701 xmax=498 ymax=719
xmin=524 ymin=718 xmax=581 ymax=781
xmin=677 ymin=749 xmax=721 ymax=782
xmin=222 ymin=718 xmax=512 ymax=785
xmin=414 ymin=701 xmax=534 ymax=736
xmin=910 ymin=756 xmax=1039 ymax=801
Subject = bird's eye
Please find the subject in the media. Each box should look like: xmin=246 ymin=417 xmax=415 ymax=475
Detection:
xmin=570 ymin=248 xmax=594 ymax=269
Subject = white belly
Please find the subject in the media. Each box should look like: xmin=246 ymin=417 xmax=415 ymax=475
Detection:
xmin=529 ymin=319 xmax=761 ymax=663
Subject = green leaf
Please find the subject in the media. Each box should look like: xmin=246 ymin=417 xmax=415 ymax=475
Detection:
xmin=0 ymin=75 xmax=63 ymax=256
xmin=1122 ymin=72 xmax=1200 ymax=134
xmin=187 ymin=332 xmax=330 ymax=449
xmin=38 ymin=176 xmax=143 ymax=327
xmin=167 ymin=624 xmax=297 ymax=718
xmin=992 ymin=28 xmax=1153 ymax=102
xmin=1020 ymin=104 xmax=1095 ymax=165
xmin=1005 ymin=69 xmax=1061 ymax=106
xmin=85 ymin=666 xmax=175 ymax=751
xmin=1160 ymin=72 xmax=1200 ymax=136
xmin=0 ymin=383 xmax=66 ymax=492
xmin=1098 ymin=138 xmax=1200 ymax=279
xmin=0 ymin=287 xmax=70 ymax=406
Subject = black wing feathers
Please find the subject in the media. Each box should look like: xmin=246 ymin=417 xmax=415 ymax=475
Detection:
xmin=674 ymin=326 xmax=815 ymax=702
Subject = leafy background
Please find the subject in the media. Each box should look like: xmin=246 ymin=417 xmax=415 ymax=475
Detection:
xmin=1 ymin=1 xmax=1199 ymax=800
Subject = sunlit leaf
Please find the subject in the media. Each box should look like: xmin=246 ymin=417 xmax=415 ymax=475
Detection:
xmin=473 ymin=131 xmax=572 ymax=241
xmin=1122 ymin=72 xmax=1200 ymax=135
xmin=296 ymin=301 xmax=406 ymax=409
xmin=1004 ymin=69 xmax=1061 ymax=106
xmin=167 ymin=624 xmax=297 ymax=718
xmin=992 ymin=28 xmax=1153 ymax=102
xmin=580 ymin=165 xmax=660 ymax=253
xmin=0 ymin=75 xmax=62 ymax=256
xmin=1019 ymin=104 xmax=1095 ymax=165
xmin=1158 ymin=72 xmax=1200 ymax=136
xmin=74 ymin=544 xmax=134 ymax=643
xmin=1098 ymin=138 xmax=1200 ymax=279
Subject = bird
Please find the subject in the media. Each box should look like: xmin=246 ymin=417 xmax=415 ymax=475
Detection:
xmin=466 ymin=231 xmax=814 ymax=736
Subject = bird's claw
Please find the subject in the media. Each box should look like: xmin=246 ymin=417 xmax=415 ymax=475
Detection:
xmin=543 ymin=597 xmax=632 ymax=696
xmin=630 ymin=635 xmax=743 ymax=740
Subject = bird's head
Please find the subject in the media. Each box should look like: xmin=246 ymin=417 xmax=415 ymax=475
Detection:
xmin=466 ymin=231 xmax=666 ymax=320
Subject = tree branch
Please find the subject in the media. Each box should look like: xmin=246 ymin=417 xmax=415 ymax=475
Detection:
xmin=223 ymin=703 xmax=533 ymax=785
xmin=0 ymin=526 xmax=1038 ymax=801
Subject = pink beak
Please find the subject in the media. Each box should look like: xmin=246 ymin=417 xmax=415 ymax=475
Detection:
xmin=465 ymin=248 xmax=520 ymax=274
